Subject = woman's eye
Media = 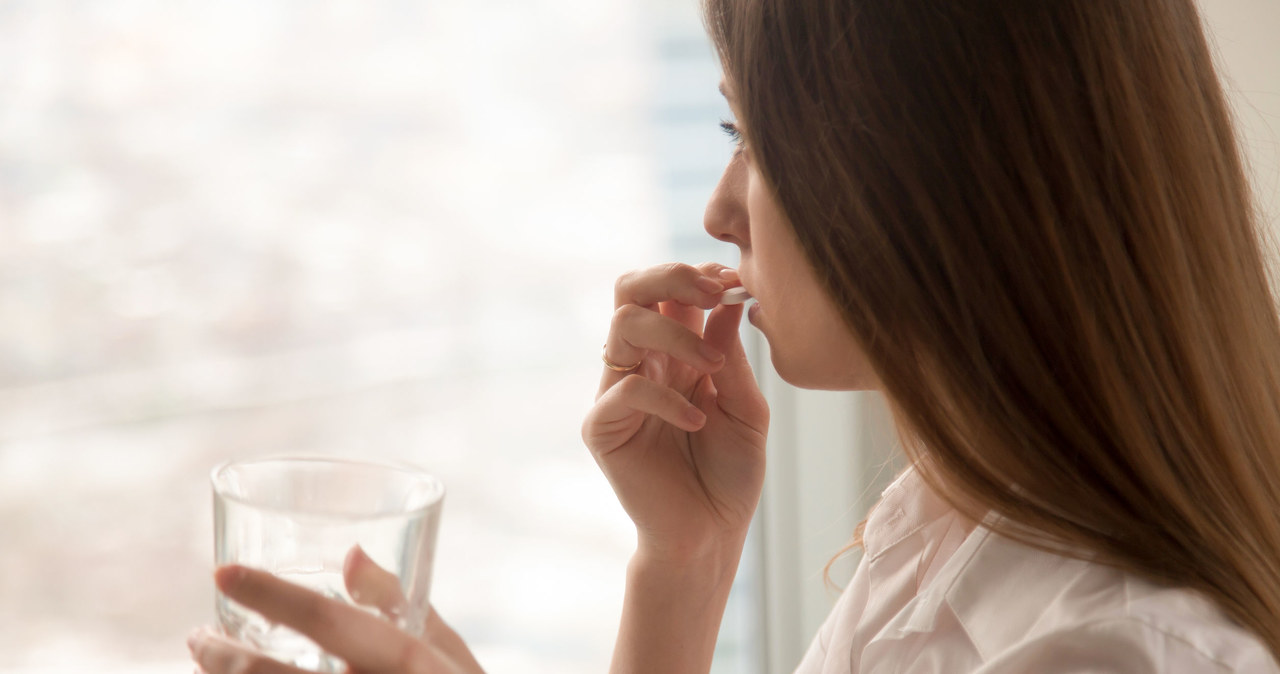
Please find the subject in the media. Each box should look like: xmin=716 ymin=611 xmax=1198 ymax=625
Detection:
xmin=719 ymin=119 xmax=746 ymax=152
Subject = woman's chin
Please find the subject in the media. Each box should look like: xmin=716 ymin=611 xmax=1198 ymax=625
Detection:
xmin=768 ymin=349 xmax=879 ymax=392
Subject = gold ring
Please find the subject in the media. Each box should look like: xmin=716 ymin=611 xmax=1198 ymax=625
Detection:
xmin=602 ymin=345 xmax=642 ymax=372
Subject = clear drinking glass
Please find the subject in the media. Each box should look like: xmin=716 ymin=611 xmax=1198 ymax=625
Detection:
xmin=212 ymin=456 xmax=445 ymax=673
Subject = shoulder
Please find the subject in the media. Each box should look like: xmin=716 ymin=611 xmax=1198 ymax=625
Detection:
xmin=943 ymin=528 xmax=1279 ymax=673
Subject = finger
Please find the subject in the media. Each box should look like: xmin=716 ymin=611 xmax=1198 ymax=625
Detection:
xmin=215 ymin=565 xmax=428 ymax=674
xmin=344 ymin=545 xmax=411 ymax=622
xmin=714 ymin=268 xmax=750 ymax=304
xmin=602 ymin=304 xmax=725 ymax=379
xmin=717 ymin=267 xmax=741 ymax=284
xmin=659 ymin=292 xmax=709 ymax=334
xmin=424 ymin=606 xmax=487 ymax=673
xmin=584 ymin=374 xmax=706 ymax=454
xmin=614 ymin=262 xmax=724 ymax=310
xmin=665 ymin=262 xmax=747 ymax=332
xmin=188 ymin=627 xmax=310 ymax=674
xmin=703 ymin=302 xmax=748 ymax=375
xmin=703 ymin=303 xmax=768 ymax=427
xmin=662 ymin=262 xmax=740 ymax=332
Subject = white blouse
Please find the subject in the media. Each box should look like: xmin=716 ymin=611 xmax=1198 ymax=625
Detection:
xmin=794 ymin=466 xmax=1279 ymax=673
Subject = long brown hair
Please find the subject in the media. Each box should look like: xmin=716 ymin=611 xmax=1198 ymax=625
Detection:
xmin=705 ymin=0 xmax=1280 ymax=657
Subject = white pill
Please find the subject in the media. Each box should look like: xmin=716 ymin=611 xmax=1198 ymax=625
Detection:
xmin=719 ymin=287 xmax=753 ymax=305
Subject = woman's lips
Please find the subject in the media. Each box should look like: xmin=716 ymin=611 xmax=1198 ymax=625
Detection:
xmin=747 ymin=301 xmax=761 ymax=325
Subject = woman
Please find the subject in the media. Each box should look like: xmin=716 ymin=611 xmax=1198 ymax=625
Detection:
xmin=189 ymin=0 xmax=1280 ymax=671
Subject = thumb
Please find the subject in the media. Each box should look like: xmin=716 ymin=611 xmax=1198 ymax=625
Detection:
xmin=343 ymin=545 xmax=411 ymax=624
xmin=702 ymin=303 xmax=763 ymax=413
xmin=425 ymin=606 xmax=487 ymax=672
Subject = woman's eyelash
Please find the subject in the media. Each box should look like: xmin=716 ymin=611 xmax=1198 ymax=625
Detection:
xmin=719 ymin=119 xmax=744 ymax=145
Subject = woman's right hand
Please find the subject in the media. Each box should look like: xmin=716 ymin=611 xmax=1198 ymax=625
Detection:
xmin=582 ymin=262 xmax=768 ymax=564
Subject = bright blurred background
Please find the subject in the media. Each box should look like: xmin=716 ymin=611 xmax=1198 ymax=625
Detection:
xmin=0 ymin=1 xmax=1275 ymax=673
xmin=0 ymin=0 xmax=740 ymax=671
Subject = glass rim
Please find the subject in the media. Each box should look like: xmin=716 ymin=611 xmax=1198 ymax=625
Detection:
xmin=210 ymin=455 xmax=445 ymax=521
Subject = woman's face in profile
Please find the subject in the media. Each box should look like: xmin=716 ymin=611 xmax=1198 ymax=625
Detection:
xmin=704 ymin=83 xmax=878 ymax=391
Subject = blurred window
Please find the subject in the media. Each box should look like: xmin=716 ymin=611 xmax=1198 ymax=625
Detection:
xmin=0 ymin=1 xmax=736 ymax=671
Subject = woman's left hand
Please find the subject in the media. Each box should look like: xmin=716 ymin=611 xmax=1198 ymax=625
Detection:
xmin=188 ymin=548 xmax=484 ymax=674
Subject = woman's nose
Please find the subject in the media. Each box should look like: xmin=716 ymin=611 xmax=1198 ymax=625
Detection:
xmin=703 ymin=157 xmax=750 ymax=248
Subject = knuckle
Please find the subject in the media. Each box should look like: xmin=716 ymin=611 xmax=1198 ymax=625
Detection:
xmin=613 ymin=269 xmax=639 ymax=297
xmin=607 ymin=312 xmax=628 ymax=339
xmin=663 ymin=261 xmax=697 ymax=279
xmin=613 ymin=302 xmax=646 ymax=325
xmin=615 ymin=373 xmax=648 ymax=396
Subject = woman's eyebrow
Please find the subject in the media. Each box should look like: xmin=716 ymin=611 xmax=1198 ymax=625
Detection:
xmin=718 ymin=82 xmax=734 ymax=101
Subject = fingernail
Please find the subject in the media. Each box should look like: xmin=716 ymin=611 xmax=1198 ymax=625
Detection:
xmin=718 ymin=268 xmax=740 ymax=280
xmin=698 ymin=341 xmax=725 ymax=363
xmin=684 ymin=406 xmax=707 ymax=427
xmin=694 ymin=276 xmax=723 ymax=294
